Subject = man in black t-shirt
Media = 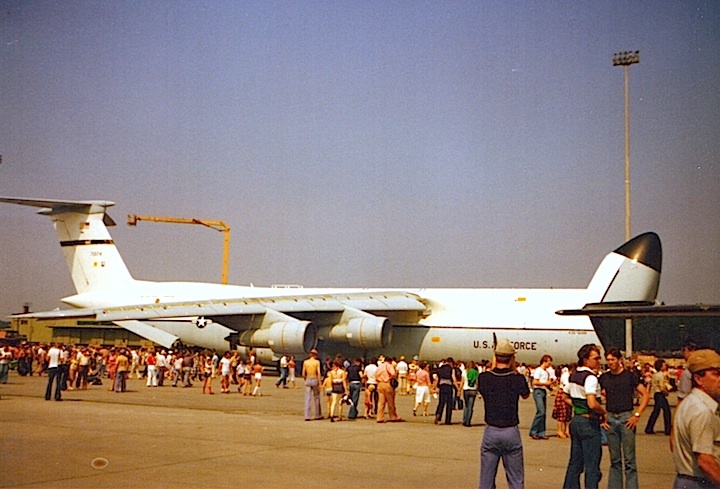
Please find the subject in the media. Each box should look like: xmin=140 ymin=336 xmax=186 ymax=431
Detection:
xmin=599 ymin=348 xmax=650 ymax=489
xmin=346 ymin=358 xmax=364 ymax=419
xmin=476 ymin=339 xmax=530 ymax=489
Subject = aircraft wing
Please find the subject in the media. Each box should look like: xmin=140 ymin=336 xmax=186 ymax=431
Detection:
xmin=115 ymin=320 xmax=179 ymax=348
xmin=10 ymin=291 xmax=428 ymax=353
xmin=556 ymin=302 xmax=720 ymax=317
xmin=88 ymin=291 xmax=426 ymax=321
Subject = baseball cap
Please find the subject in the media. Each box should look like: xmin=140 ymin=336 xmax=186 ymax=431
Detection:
xmin=687 ymin=349 xmax=720 ymax=374
xmin=494 ymin=338 xmax=516 ymax=356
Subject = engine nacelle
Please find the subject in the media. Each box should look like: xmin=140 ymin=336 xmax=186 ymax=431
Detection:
xmin=344 ymin=316 xmax=391 ymax=349
xmin=318 ymin=308 xmax=392 ymax=350
xmin=347 ymin=316 xmax=391 ymax=349
xmin=244 ymin=321 xmax=316 ymax=354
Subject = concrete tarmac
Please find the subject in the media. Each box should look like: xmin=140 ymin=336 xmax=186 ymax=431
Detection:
xmin=1 ymin=372 xmax=677 ymax=488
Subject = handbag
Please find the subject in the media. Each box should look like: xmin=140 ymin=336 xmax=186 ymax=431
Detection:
xmin=390 ymin=378 xmax=399 ymax=388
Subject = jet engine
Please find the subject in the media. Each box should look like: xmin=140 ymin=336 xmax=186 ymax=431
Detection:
xmin=238 ymin=320 xmax=316 ymax=354
xmin=319 ymin=307 xmax=392 ymax=349
xmin=346 ymin=316 xmax=391 ymax=349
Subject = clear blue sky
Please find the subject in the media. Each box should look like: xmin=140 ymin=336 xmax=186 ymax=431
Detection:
xmin=1 ymin=1 xmax=718 ymax=317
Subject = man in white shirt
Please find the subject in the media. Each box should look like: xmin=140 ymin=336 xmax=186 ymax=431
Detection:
xmin=45 ymin=343 xmax=63 ymax=401
xmin=529 ymin=355 xmax=554 ymax=439
xmin=0 ymin=346 xmax=12 ymax=384
xmin=156 ymin=350 xmax=167 ymax=386
xmin=219 ymin=351 xmax=232 ymax=394
xmin=396 ymin=356 xmax=409 ymax=395
xmin=364 ymin=358 xmax=378 ymax=417
xmin=276 ymin=355 xmax=289 ymax=388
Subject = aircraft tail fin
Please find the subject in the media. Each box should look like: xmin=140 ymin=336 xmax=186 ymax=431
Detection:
xmin=0 ymin=197 xmax=135 ymax=295
xmin=586 ymin=232 xmax=661 ymax=304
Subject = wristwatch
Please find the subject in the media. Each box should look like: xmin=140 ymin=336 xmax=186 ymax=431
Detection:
xmin=633 ymin=412 xmax=641 ymax=418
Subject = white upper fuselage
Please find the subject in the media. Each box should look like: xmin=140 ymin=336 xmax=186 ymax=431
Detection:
xmin=62 ymin=280 xmax=592 ymax=331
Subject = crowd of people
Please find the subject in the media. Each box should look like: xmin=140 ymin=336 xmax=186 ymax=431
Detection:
xmin=1 ymin=338 xmax=719 ymax=488
xmin=297 ymin=340 xmax=719 ymax=489
xmin=300 ymin=350 xmax=491 ymax=426
xmin=0 ymin=343 xmax=285 ymax=400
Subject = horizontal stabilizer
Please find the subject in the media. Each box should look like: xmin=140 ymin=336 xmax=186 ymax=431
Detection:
xmin=557 ymin=302 xmax=720 ymax=318
xmin=0 ymin=196 xmax=116 ymax=215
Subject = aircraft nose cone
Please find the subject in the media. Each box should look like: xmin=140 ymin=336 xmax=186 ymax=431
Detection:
xmin=613 ymin=232 xmax=662 ymax=272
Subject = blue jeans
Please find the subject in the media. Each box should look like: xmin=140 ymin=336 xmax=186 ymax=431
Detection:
xmin=607 ymin=411 xmax=637 ymax=489
xmin=563 ymin=415 xmax=602 ymax=489
xmin=529 ymin=388 xmax=547 ymax=437
xmin=479 ymin=425 xmax=524 ymax=489
xmin=348 ymin=381 xmax=361 ymax=418
xmin=645 ymin=393 xmax=671 ymax=434
xmin=115 ymin=371 xmax=126 ymax=392
xmin=0 ymin=362 xmax=9 ymax=383
xmin=276 ymin=367 xmax=288 ymax=387
xmin=463 ymin=389 xmax=477 ymax=426
xmin=45 ymin=367 xmax=62 ymax=400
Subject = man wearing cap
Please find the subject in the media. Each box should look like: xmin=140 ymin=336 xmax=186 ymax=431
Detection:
xmin=671 ymin=349 xmax=720 ymax=488
xmin=476 ymin=338 xmax=530 ymax=489
xmin=302 ymin=349 xmax=323 ymax=421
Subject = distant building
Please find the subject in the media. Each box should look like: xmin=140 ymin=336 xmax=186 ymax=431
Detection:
xmin=10 ymin=316 xmax=154 ymax=347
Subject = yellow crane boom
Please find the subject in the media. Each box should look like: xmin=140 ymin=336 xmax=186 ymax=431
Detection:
xmin=127 ymin=214 xmax=231 ymax=284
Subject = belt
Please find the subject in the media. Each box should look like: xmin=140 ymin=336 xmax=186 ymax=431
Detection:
xmin=676 ymin=473 xmax=711 ymax=484
xmin=578 ymin=413 xmax=601 ymax=419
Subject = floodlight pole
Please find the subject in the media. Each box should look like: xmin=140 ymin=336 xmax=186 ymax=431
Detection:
xmin=613 ymin=50 xmax=640 ymax=359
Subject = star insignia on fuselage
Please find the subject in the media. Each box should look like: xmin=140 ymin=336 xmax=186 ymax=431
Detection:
xmin=195 ymin=316 xmax=208 ymax=329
